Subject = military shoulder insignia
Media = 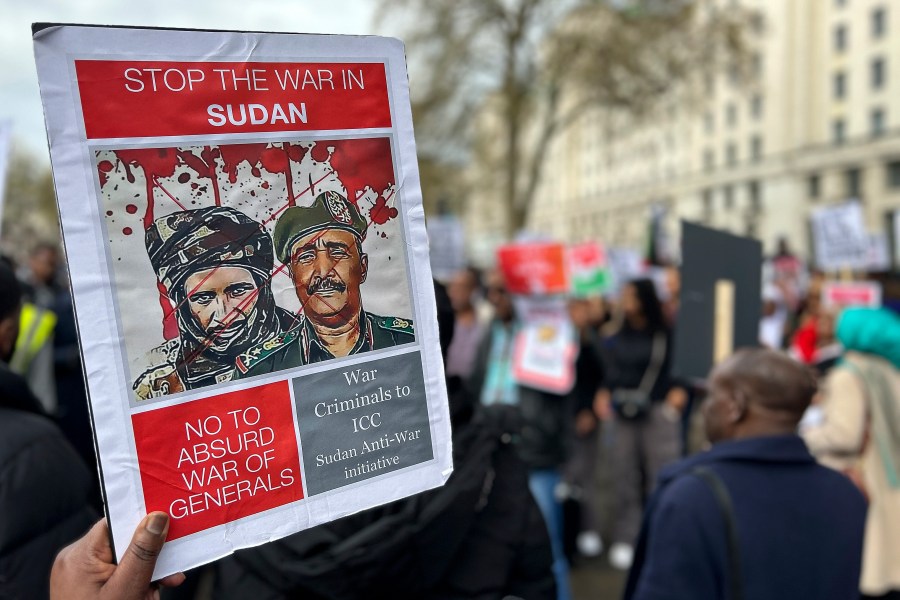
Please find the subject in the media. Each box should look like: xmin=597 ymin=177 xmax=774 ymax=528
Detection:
xmin=235 ymin=327 xmax=300 ymax=374
xmin=375 ymin=315 xmax=415 ymax=335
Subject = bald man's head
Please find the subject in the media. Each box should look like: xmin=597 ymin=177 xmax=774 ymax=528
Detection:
xmin=704 ymin=348 xmax=817 ymax=444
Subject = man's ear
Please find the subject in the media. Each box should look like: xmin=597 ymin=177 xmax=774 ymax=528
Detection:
xmin=730 ymin=389 xmax=749 ymax=424
xmin=360 ymin=253 xmax=368 ymax=284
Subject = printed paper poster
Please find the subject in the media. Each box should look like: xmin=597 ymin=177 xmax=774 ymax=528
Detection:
xmin=568 ymin=241 xmax=610 ymax=297
xmin=33 ymin=24 xmax=452 ymax=578
xmin=497 ymin=242 xmax=568 ymax=295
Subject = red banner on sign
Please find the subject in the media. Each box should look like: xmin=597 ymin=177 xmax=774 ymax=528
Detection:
xmin=132 ymin=381 xmax=303 ymax=540
xmin=497 ymin=242 xmax=568 ymax=295
xmin=75 ymin=61 xmax=392 ymax=139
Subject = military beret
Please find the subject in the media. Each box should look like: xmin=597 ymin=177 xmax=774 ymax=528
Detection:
xmin=145 ymin=206 xmax=273 ymax=293
xmin=274 ymin=190 xmax=367 ymax=264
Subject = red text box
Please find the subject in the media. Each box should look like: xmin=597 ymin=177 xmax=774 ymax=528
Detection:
xmin=132 ymin=381 xmax=303 ymax=540
xmin=76 ymin=61 xmax=391 ymax=139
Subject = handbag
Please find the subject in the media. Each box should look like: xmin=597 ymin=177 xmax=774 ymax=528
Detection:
xmin=612 ymin=333 xmax=665 ymax=419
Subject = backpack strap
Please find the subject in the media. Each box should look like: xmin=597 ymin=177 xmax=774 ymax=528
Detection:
xmin=691 ymin=467 xmax=744 ymax=600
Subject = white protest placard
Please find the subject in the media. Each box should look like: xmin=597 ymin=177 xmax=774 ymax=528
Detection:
xmin=866 ymin=232 xmax=891 ymax=272
xmin=511 ymin=296 xmax=576 ymax=395
xmin=607 ymin=247 xmax=645 ymax=295
xmin=426 ymin=215 xmax=466 ymax=281
xmin=33 ymin=24 xmax=452 ymax=578
xmin=811 ymin=202 xmax=869 ymax=271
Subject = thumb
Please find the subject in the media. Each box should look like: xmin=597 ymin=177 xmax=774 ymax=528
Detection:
xmin=103 ymin=512 xmax=170 ymax=600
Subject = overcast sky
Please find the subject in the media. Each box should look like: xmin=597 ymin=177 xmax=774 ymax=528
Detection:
xmin=1 ymin=0 xmax=386 ymax=163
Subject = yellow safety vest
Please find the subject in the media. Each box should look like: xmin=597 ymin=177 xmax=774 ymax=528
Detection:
xmin=11 ymin=303 xmax=57 ymax=374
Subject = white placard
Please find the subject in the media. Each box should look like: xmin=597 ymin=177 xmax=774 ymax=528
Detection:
xmin=810 ymin=202 xmax=869 ymax=271
xmin=426 ymin=215 xmax=466 ymax=281
xmin=33 ymin=24 xmax=452 ymax=578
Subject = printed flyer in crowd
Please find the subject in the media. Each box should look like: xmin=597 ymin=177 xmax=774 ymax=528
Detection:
xmin=33 ymin=24 xmax=452 ymax=578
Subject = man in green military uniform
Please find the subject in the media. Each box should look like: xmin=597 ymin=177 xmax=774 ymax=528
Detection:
xmin=235 ymin=190 xmax=414 ymax=376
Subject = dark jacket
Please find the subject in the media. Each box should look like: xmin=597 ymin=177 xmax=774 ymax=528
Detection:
xmin=0 ymin=366 xmax=96 ymax=600
xmin=214 ymin=377 xmax=555 ymax=600
xmin=601 ymin=326 xmax=673 ymax=406
xmin=469 ymin=322 xmax=573 ymax=470
xmin=625 ymin=435 xmax=867 ymax=600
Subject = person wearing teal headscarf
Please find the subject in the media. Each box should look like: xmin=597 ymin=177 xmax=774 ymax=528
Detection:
xmin=805 ymin=307 xmax=900 ymax=598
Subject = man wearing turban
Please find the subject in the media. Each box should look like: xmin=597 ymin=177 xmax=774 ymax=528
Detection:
xmin=133 ymin=207 xmax=294 ymax=399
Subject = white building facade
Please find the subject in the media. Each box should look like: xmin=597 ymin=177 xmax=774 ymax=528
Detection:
xmin=468 ymin=0 xmax=900 ymax=266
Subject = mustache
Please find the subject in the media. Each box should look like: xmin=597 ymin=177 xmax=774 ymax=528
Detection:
xmin=308 ymin=276 xmax=347 ymax=295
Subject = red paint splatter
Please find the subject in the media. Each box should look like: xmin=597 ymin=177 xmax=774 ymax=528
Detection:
xmin=178 ymin=146 xmax=222 ymax=206
xmin=177 ymin=173 xmax=190 ymax=184
xmin=261 ymin=181 xmax=270 ymax=190
xmin=260 ymin=147 xmax=288 ymax=175
xmin=370 ymin=196 xmax=399 ymax=225
xmin=218 ymin=143 xmax=267 ymax=184
xmin=97 ymin=160 xmax=114 ymax=187
xmin=287 ymin=143 xmax=308 ymax=163
xmin=113 ymin=147 xmax=182 ymax=340
xmin=191 ymin=182 xmax=199 ymax=190
xmin=125 ymin=204 xmax=138 ymax=214
xmin=113 ymin=148 xmax=179 ymax=228
xmin=106 ymin=210 xmax=113 ymax=216
xmin=311 ymin=138 xmax=395 ymax=208
xmin=251 ymin=166 xmax=261 ymax=178
xmin=123 ymin=227 xmax=133 ymax=235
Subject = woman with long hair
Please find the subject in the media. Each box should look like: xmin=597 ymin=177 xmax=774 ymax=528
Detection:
xmin=594 ymin=278 xmax=686 ymax=570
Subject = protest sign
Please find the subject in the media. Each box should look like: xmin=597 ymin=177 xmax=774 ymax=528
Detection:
xmin=606 ymin=247 xmax=645 ymax=295
xmin=866 ymin=233 xmax=891 ymax=272
xmin=673 ymin=222 xmax=762 ymax=381
xmin=822 ymin=281 xmax=882 ymax=309
xmin=511 ymin=296 xmax=576 ymax=395
xmin=568 ymin=241 xmax=611 ymax=297
xmin=426 ymin=215 xmax=466 ymax=281
xmin=33 ymin=24 xmax=451 ymax=578
xmin=497 ymin=242 xmax=568 ymax=295
xmin=810 ymin=202 xmax=869 ymax=271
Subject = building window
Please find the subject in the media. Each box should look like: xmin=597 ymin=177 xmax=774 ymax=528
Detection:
xmin=751 ymin=95 xmax=763 ymax=119
xmin=808 ymin=174 xmax=821 ymax=199
xmin=748 ymin=180 xmax=761 ymax=211
xmin=887 ymin=160 xmax=900 ymax=188
xmin=723 ymin=185 xmax=735 ymax=209
xmin=834 ymin=24 xmax=848 ymax=52
xmin=751 ymin=53 xmax=763 ymax=78
xmin=834 ymin=71 xmax=847 ymax=99
xmin=872 ymin=108 xmax=886 ymax=137
xmin=750 ymin=136 xmax=763 ymax=161
xmin=704 ymin=111 xmax=715 ymax=133
xmin=726 ymin=143 xmax=738 ymax=166
xmin=702 ymin=189 xmax=714 ymax=221
xmin=845 ymin=167 xmax=862 ymax=198
xmin=872 ymin=57 xmax=886 ymax=89
xmin=704 ymin=149 xmax=715 ymax=171
xmin=726 ymin=103 xmax=737 ymax=127
xmin=873 ymin=7 xmax=886 ymax=38
xmin=833 ymin=119 xmax=846 ymax=144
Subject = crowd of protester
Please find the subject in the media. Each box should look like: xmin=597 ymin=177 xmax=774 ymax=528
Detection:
xmin=2 ymin=237 xmax=900 ymax=600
